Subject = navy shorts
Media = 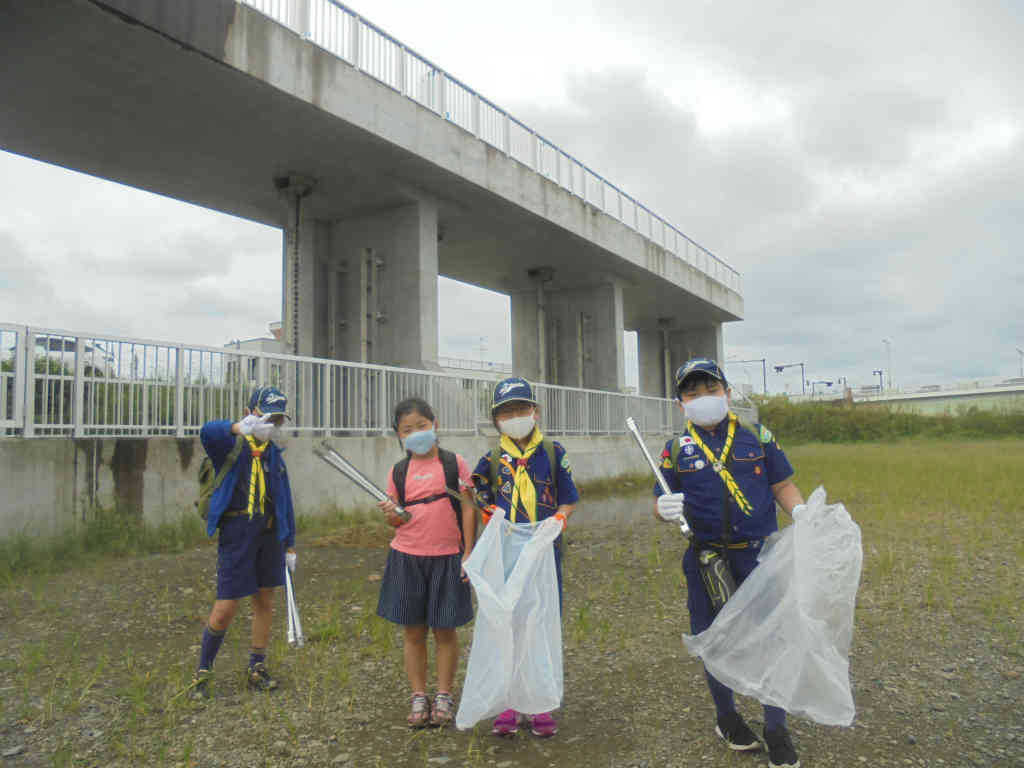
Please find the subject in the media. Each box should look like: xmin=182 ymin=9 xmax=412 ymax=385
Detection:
xmin=682 ymin=542 xmax=763 ymax=635
xmin=217 ymin=514 xmax=285 ymax=600
xmin=376 ymin=549 xmax=473 ymax=628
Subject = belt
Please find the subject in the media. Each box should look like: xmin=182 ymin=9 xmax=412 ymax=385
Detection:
xmin=222 ymin=508 xmax=276 ymax=530
xmin=693 ymin=538 xmax=762 ymax=550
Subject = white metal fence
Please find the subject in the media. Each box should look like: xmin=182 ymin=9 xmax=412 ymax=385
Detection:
xmin=1 ymin=325 xmax=709 ymax=439
xmin=238 ymin=0 xmax=742 ymax=295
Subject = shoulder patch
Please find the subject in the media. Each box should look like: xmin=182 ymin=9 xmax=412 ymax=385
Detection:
xmin=757 ymin=424 xmax=774 ymax=444
xmin=560 ymin=454 xmax=572 ymax=471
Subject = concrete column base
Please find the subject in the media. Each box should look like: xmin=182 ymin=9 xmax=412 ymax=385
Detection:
xmin=636 ymin=323 xmax=724 ymax=397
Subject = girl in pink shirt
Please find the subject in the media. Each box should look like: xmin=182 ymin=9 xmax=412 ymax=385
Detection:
xmin=376 ymin=398 xmax=476 ymax=728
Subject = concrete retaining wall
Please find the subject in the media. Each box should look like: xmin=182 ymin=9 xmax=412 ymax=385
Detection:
xmin=0 ymin=433 xmax=668 ymax=540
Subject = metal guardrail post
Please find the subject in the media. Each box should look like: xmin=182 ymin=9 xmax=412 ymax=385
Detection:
xmin=397 ymin=45 xmax=407 ymax=96
xmin=174 ymin=346 xmax=185 ymax=438
xmin=73 ymin=338 xmax=86 ymax=438
xmin=349 ymin=12 xmax=361 ymax=70
xmin=321 ymin=362 xmax=331 ymax=433
xmin=12 ymin=327 xmax=27 ymax=435
xmin=23 ymin=331 xmax=36 ymax=437
xmin=378 ymin=368 xmax=388 ymax=435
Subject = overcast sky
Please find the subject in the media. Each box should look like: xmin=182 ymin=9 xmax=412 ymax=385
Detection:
xmin=2 ymin=0 xmax=1022 ymax=394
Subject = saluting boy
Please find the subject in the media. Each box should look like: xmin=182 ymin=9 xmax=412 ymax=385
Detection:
xmin=653 ymin=359 xmax=804 ymax=768
xmin=190 ymin=386 xmax=297 ymax=699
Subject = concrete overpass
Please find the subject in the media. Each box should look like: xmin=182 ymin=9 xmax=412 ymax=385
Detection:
xmin=0 ymin=0 xmax=743 ymax=395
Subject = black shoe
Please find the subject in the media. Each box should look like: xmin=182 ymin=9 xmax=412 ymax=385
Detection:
xmin=715 ymin=711 xmax=761 ymax=751
xmin=190 ymin=669 xmax=212 ymax=701
xmin=246 ymin=662 xmax=278 ymax=692
xmin=764 ymin=725 xmax=800 ymax=768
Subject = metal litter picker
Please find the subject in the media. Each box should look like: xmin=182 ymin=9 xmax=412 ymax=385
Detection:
xmin=285 ymin=566 xmax=305 ymax=648
xmin=625 ymin=416 xmax=691 ymax=537
xmin=313 ymin=442 xmax=410 ymax=521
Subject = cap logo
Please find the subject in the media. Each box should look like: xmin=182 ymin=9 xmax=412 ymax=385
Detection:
xmin=262 ymin=393 xmax=286 ymax=405
xmin=497 ymin=380 xmax=525 ymax=396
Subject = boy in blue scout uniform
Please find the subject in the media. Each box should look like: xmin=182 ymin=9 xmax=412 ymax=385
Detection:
xmin=653 ymin=359 xmax=804 ymax=768
xmin=190 ymin=386 xmax=297 ymax=699
xmin=471 ymin=376 xmax=579 ymax=737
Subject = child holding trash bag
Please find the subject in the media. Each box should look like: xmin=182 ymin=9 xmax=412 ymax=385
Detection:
xmin=471 ymin=376 xmax=579 ymax=737
xmin=653 ymin=359 xmax=804 ymax=768
xmin=376 ymin=398 xmax=477 ymax=728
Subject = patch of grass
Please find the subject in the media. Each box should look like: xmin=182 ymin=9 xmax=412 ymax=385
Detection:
xmin=576 ymin=472 xmax=652 ymax=500
xmin=757 ymin=395 xmax=1024 ymax=444
xmin=0 ymin=506 xmax=210 ymax=585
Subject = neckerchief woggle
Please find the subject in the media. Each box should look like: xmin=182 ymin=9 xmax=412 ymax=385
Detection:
xmin=244 ymin=435 xmax=268 ymax=519
xmin=499 ymin=428 xmax=545 ymax=524
xmin=686 ymin=412 xmax=754 ymax=516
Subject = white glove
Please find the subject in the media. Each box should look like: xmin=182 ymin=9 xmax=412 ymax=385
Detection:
xmin=791 ymin=503 xmax=808 ymax=521
xmin=656 ymin=492 xmax=686 ymax=522
xmin=238 ymin=414 xmax=261 ymax=436
xmin=252 ymin=421 xmax=278 ymax=443
xmin=285 ymin=551 xmax=297 ymax=573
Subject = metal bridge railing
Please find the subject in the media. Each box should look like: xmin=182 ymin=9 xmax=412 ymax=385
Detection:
xmin=237 ymin=0 xmax=742 ymax=295
xmin=1 ymin=325 xmax=699 ymax=439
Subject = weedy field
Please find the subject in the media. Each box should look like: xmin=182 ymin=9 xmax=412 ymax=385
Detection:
xmin=0 ymin=438 xmax=1021 ymax=767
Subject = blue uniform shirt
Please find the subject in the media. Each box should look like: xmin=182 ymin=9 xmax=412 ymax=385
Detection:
xmin=199 ymin=420 xmax=297 ymax=548
xmin=472 ymin=440 xmax=579 ymax=523
xmin=654 ymin=418 xmax=793 ymax=543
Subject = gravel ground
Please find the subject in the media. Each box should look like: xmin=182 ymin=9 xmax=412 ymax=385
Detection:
xmin=0 ymin=511 xmax=1020 ymax=768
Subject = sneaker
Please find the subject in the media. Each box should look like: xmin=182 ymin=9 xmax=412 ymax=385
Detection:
xmin=764 ymin=725 xmax=800 ymax=768
xmin=530 ymin=712 xmax=558 ymax=737
xmin=715 ymin=711 xmax=761 ymax=751
xmin=189 ymin=669 xmax=212 ymax=701
xmin=491 ymin=709 xmax=519 ymax=736
xmin=246 ymin=662 xmax=278 ymax=692
xmin=408 ymin=693 xmax=430 ymax=728
xmin=429 ymin=692 xmax=455 ymax=727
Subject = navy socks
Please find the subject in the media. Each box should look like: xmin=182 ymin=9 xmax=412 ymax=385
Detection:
xmin=198 ymin=625 xmax=226 ymax=671
xmin=248 ymin=649 xmax=266 ymax=669
xmin=707 ymin=669 xmax=788 ymax=731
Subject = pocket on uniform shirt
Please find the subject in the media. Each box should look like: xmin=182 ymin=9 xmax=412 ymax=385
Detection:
xmin=730 ymin=445 xmax=765 ymax=476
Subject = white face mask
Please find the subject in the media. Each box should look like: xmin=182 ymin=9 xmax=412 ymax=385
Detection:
xmin=498 ymin=413 xmax=536 ymax=440
xmin=683 ymin=394 xmax=729 ymax=428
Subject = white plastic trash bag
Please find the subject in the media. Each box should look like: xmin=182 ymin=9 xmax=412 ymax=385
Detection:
xmin=683 ymin=486 xmax=863 ymax=726
xmin=456 ymin=509 xmax=564 ymax=730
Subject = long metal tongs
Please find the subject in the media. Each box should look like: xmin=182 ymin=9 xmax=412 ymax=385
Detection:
xmin=285 ymin=567 xmax=305 ymax=648
xmin=625 ymin=416 xmax=692 ymax=537
xmin=313 ymin=442 xmax=411 ymax=521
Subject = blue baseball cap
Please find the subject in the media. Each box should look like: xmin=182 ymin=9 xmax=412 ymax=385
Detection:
xmin=248 ymin=386 xmax=291 ymax=418
xmin=674 ymin=358 xmax=728 ymax=396
xmin=491 ymin=377 xmax=536 ymax=411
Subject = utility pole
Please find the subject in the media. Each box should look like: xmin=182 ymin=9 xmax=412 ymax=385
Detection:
xmin=882 ymin=338 xmax=893 ymax=391
xmin=773 ymin=362 xmax=806 ymax=395
xmin=728 ymin=358 xmax=768 ymax=394
xmin=872 ymin=369 xmax=884 ymax=394
xmin=1017 ymin=348 xmax=1023 ymax=378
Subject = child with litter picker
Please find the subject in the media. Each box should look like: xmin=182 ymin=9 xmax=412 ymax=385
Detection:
xmin=376 ymin=397 xmax=477 ymax=728
xmin=471 ymin=376 xmax=579 ymax=737
xmin=190 ymin=386 xmax=297 ymax=700
xmin=653 ymin=358 xmax=804 ymax=768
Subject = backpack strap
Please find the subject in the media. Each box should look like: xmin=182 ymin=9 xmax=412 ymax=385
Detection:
xmin=543 ymin=439 xmax=558 ymax=501
xmin=215 ymin=435 xmax=247 ymax=491
xmin=391 ymin=456 xmax=411 ymax=508
xmin=439 ymin=448 xmax=464 ymax=551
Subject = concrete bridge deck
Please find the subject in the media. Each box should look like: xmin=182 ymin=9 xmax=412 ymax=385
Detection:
xmin=1 ymin=0 xmax=742 ymax=394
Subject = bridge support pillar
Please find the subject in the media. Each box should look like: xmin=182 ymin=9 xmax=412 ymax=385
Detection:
xmin=328 ymin=200 xmax=440 ymax=370
xmin=515 ymin=279 xmax=624 ymax=392
xmin=637 ymin=323 xmax=723 ymax=396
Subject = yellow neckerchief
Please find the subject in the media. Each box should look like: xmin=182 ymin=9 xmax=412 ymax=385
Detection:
xmin=243 ymin=436 xmax=268 ymax=519
xmin=686 ymin=412 xmax=754 ymax=516
xmin=499 ymin=428 xmax=545 ymax=524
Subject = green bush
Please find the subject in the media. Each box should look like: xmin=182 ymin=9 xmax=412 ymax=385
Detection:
xmin=754 ymin=396 xmax=1024 ymax=444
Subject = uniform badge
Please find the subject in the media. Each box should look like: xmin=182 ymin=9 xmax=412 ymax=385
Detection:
xmin=694 ymin=459 xmax=705 ymax=470
xmin=684 ymin=445 xmax=695 ymax=456
xmin=501 ymin=481 xmax=512 ymax=495
xmin=560 ymin=454 xmax=571 ymax=471
xmin=679 ymin=436 xmax=695 ymax=446
xmin=662 ymin=457 xmax=673 ymax=469
xmin=758 ymin=424 xmax=774 ymax=444
xmin=754 ymin=466 xmax=762 ymax=475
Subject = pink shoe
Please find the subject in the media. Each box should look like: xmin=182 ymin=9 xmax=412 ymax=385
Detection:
xmin=492 ymin=709 xmax=518 ymax=736
xmin=530 ymin=712 xmax=558 ymax=737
